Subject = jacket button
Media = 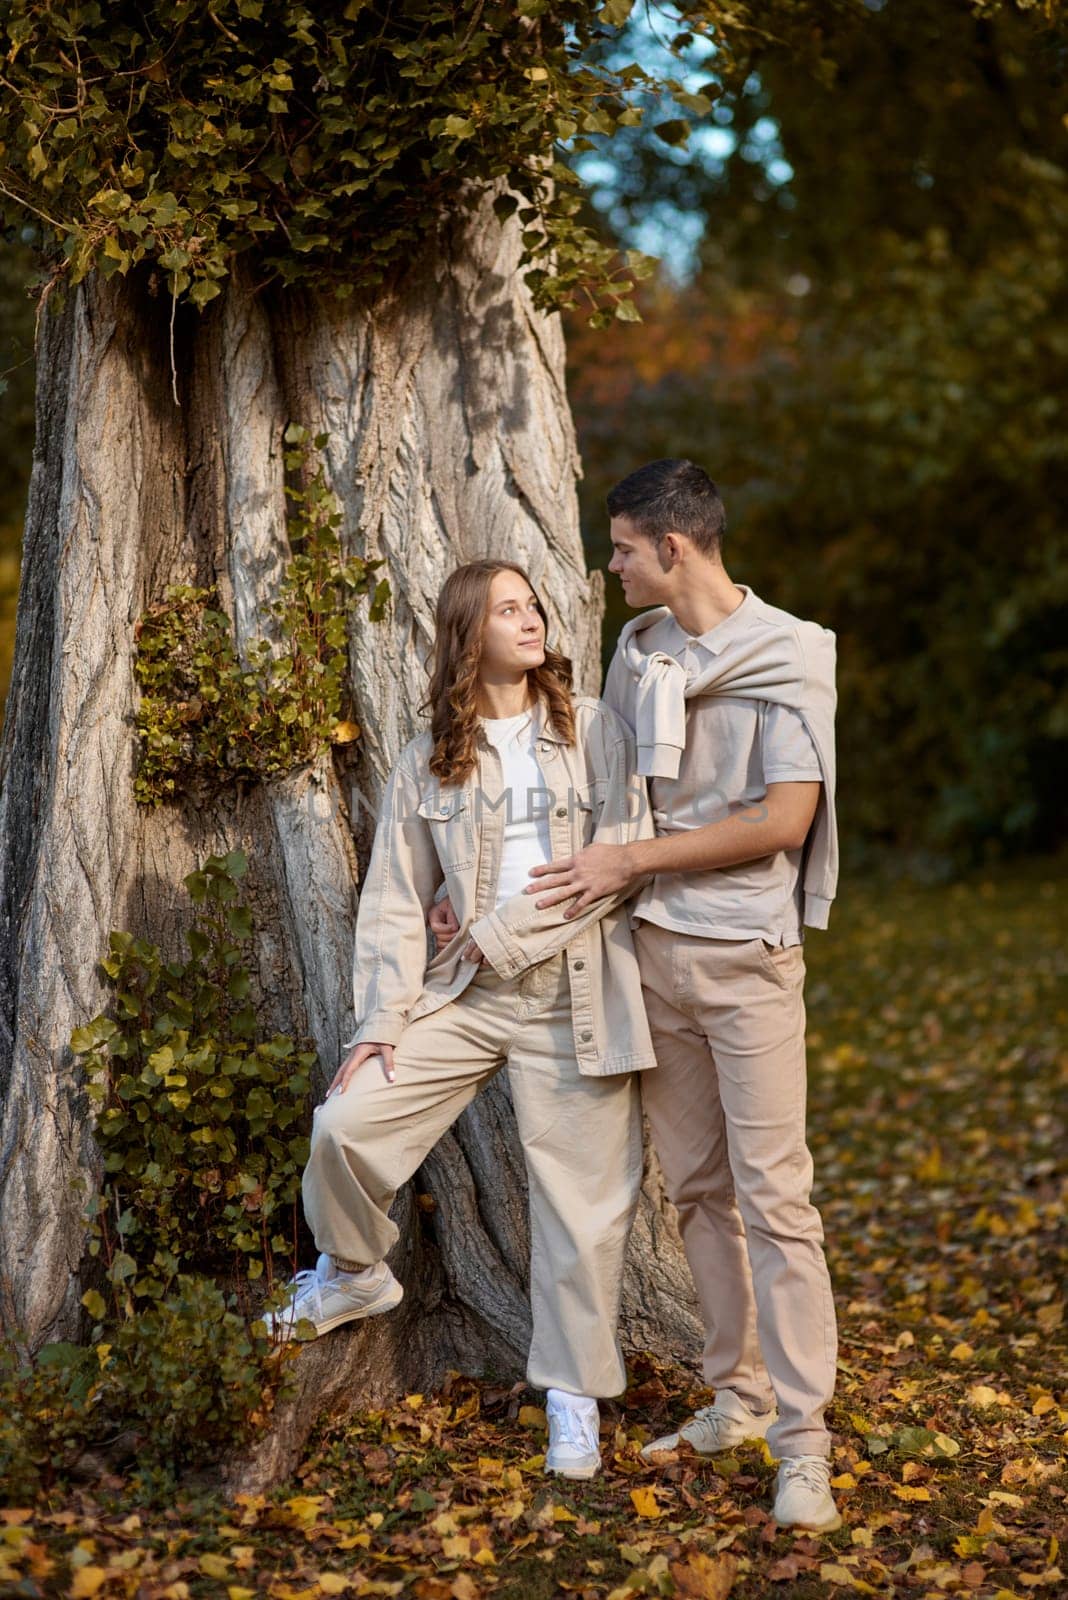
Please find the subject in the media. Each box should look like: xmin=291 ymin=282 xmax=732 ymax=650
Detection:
xmin=555 ymin=805 xmax=567 ymax=817
xmin=573 ymin=959 xmax=585 ymax=971
xmin=580 ymin=1030 xmax=592 ymax=1043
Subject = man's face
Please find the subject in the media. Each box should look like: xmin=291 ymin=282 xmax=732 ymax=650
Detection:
xmin=607 ymin=515 xmax=672 ymax=608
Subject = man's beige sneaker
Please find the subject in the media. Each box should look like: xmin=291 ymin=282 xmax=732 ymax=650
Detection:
xmin=641 ymin=1389 xmax=776 ymax=1459
xmin=772 ymin=1456 xmax=842 ymax=1531
xmin=263 ymin=1253 xmax=403 ymax=1340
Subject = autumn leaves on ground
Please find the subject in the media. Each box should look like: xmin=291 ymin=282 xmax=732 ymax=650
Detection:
xmin=2 ymin=864 xmax=1064 ymax=1600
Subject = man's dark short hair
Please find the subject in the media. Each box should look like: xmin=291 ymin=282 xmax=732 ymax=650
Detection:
xmin=606 ymin=459 xmax=726 ymax=556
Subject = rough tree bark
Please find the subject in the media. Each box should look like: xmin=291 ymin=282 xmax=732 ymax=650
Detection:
xmin=0 ymin=197 xmax=700 ymax=1487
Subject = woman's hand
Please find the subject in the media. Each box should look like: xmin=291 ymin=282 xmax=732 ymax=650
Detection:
xmin=428 ymin=896 xmax=461 ymax=951
xmin=430 ymin=896 xmax=482 ymax=961
xmin=325 ymin=1041 xmax=396 ymax=1096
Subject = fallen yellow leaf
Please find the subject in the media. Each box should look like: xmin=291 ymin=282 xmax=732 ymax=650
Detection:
xmin=894 ymin=1485 xmax=932 ymax=1502
xmin=668 ymin=1550 xmax=738 ymax=1600
xmin=967 ymin=1384 xmax=1003 ymax=1406
xmin=285 ymin=1495 xmax=329 ymax=1527
xmin=630 ymin=1486 xmax=664 ymax=1519
xmin=69 ymin=1569 xmax=107 ymax=1599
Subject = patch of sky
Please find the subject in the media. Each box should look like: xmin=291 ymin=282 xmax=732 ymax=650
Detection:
xmin=565 ymin=4 xmax=791 ymax=280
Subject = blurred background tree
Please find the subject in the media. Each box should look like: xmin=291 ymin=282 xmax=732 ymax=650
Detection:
xmin=567 ymin=0 xmax=1068 ymax=870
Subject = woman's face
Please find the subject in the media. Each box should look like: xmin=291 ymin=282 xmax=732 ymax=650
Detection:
xmin=479 ymin=570 xmax=546 ymax=679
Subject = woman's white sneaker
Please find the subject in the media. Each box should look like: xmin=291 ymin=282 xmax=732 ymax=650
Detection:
xmin=772 ymin=1456 xmax=842 ymax=1531
xmin=262 ymin=1253 xmax=403 ymax=1340
xmin=641 ymin=1389 xmax=776 ymax=1459
xmin=544 ymin=1390 xmax=601 ymax=1480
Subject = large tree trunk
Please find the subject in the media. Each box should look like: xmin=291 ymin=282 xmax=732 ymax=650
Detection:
xmin=0 ymin=197 xmax=700 ymax=1486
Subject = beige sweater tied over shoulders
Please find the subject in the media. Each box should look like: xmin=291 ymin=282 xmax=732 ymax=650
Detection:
xmin=615 ymin=595 xmax=839 ymax=929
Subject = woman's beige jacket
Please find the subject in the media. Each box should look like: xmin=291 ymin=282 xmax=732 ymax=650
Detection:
xmin=343 ymin=695 xmax=657 ymax=1076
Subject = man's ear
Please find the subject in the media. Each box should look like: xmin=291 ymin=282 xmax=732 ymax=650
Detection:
xmin=659 ymin=531 xmax=686 ymax=568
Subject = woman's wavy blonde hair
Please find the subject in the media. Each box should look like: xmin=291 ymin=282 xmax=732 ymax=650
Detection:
xmin=424 ymin=560 xmax=575 ymax=785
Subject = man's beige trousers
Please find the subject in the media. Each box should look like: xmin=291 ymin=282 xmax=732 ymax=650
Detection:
xmin=303 ymin=954 xmax=643 ymax=1398
xmin=635 ymin=921 xmax=837 ymax=1458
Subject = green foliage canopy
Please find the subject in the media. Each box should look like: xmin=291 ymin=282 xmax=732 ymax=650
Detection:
xmin=0 ymin=0 xmax=772 ymax=318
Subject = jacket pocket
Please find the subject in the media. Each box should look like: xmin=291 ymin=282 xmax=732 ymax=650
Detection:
xmin=417 ymin=790 xmax=475 ymax=870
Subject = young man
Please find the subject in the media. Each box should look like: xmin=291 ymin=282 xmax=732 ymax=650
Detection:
xmin=520 ymin=459 xmax=841 ymax=1532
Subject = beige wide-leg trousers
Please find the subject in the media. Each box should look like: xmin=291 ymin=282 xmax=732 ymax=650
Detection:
xmin=304 ymin=953 xmax=643 ymax=1398
xmin=635 ymin=921 xmax=837 ymax=1458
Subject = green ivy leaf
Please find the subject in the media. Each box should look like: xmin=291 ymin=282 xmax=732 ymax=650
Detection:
xmin=109 ymin=1251 xmax=138 ymax=1283
xmin=598 ymin=0 xmax=636 ymax=27
xmin=81 ymin=1290 xmax=108 ymax=1320
xmin=653 ymin=118 xmax=690 ymax=147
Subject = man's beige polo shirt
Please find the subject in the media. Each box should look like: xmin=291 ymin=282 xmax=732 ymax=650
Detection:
xmin=603 ymin=588 xmax=822 ymax=948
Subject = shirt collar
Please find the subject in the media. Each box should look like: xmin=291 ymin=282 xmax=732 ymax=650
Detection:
xmin=476 ymin=696 xmax=568 ymax=747
xmin=665 ymin=584 xmax=754 ymax=660
xmin=532 ymin=699 xmax=569 ymax=743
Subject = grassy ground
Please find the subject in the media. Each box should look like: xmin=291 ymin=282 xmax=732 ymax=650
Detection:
xmin=2 ymin=863 xmax=1064 ymax=1599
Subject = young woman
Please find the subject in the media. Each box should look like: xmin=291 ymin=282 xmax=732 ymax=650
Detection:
xmin=268 ymin=560 xmax=656 ymax=1480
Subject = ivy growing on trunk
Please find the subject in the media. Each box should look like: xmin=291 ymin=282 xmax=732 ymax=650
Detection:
xmin=0 ymin=850 xmax=314 ymax=1494
xmin=133 ymin=425 xmax=387 ymax=802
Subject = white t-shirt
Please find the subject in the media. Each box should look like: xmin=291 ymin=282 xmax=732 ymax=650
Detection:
xmin=481 ymin=708 xmax=553 ymax=910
